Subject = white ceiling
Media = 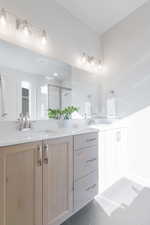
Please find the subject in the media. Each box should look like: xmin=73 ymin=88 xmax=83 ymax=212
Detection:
xmin=55 ymin=0 xmax=148 ymax=34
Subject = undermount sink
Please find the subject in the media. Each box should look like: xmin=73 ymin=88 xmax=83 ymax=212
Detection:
xmin=42 ymin=128 xmax=94 ymax=135
xmin=37 ymin=129 xmax=64 ymax=135
xmin=16 ymin=128 xmax=95 ymax=139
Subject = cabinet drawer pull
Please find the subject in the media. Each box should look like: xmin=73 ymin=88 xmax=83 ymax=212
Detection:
xmin=85 ymin=184 xmax=97 ymax=192
xmin=43 ymin=144 xmax=48 ymax=164
xmin=37 ymin=145 xmax=42 ymax=167
xmin=86 ymin=158 xmax=97 ymax=163
xmin=86 ymin=138 xmax=96 ymax=143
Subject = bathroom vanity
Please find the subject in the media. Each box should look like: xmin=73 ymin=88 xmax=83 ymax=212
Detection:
xmin=0 ymin=128 xmax=98 ymax=225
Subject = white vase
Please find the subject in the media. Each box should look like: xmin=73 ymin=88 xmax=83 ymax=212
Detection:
xmin=57 ymin=120 xmax=69 ymax=128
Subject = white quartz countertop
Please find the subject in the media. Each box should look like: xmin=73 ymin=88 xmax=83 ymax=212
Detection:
xmin=0 ymin=127 xmax=99 ymax=147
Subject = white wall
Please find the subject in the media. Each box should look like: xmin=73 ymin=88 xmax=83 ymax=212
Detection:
xmin=101 ymin=1 xmax=150 ymax=118
xmin=101 ymin=1 xmax=150 ymax=186
xmin=0 ymin=0 xmax=102 ymax=69
xmin=121 ymin=106 xmax=150 ymax=186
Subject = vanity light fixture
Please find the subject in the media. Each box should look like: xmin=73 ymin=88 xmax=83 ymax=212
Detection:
xmin=80 ymin=53 xmax=103 ymax=74
xmin=97 ymin=60 xmax=102 ymax=70
xmin=88 ymin=56 xmax=96 ymax=67
xmin=41 ymin=30 xmax=47 ymax=45
xmin=16 ymin=19 xmax=31 ymax=37
xmin=22 ymin=20 xmax=31 ymax=37
xmin=0 ymin=8 xmax=7 ymax=26
xmin=0 ymin=7 xmax=48 ymax=48
xmin=81 ymin=52 xmax=87 ymax=64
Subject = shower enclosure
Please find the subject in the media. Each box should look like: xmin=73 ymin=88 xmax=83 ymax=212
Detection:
xmin=48 ymin=84 xmax=72 ymax=110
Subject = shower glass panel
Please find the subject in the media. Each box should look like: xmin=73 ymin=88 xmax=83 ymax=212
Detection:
xmin=61 ymin=88 xmax=72 ymax=109
xmin=48 ymin=84 xmax=72 ymax=109
xmin=48 ymin=86 xmax=60 ymax=109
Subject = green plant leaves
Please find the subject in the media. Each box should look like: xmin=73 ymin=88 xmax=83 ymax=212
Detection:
xmin=48 ymin=106 xmax=79 ymax=120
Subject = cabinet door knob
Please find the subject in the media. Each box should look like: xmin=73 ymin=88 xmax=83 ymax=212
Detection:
xmin=37 ymin=145 xmax=42 ymax=167
xmin=43 ymin=144 xmax=49 ymax=164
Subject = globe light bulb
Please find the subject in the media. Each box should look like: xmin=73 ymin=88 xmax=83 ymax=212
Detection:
xmin=98 ymin=60 xmax=102 ymax=71
xmin=81 ymin=53 xmax=87 ymax=64
xmin=22 ymin=20 xmax=30 ymax=37
xmin=41 ymin=30 xmax=47 ymax=45
xmin=0 ymin=8 xmax=7 ymax=26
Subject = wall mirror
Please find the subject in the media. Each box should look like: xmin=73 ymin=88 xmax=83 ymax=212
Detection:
xmin=0 ymin=39 xmax=101 ymax=121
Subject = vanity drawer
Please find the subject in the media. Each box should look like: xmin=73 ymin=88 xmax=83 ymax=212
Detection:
xmin=74 ymin=146 xmax=98 ymax=181
xmin=74 ymin=171 xmax=98 ymax=209
xmin=74 ymin=132 xmax=98 ymax=150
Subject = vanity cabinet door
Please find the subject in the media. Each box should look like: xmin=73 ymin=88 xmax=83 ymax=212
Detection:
xmin=0 ymin=142 xmax=43 ymax=225
xmin=43 ymin=137 xmax=73 ymax=225
xmin=0 ymin=153 xmax=4 ymax=225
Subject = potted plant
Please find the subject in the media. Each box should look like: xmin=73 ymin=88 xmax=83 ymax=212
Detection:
xmin=48 ymin=106 xmax=79 ymax=128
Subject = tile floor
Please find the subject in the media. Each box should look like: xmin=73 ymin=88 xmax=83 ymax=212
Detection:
xmin=62 ymin=178 xmax=150 ymax=225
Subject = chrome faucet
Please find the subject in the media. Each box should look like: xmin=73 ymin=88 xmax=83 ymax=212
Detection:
xmin=18 ymin=113 xmax=32 ymax=131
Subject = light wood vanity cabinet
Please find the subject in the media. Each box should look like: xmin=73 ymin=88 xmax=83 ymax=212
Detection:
xmin=0 ymin=156 xmax=3 ymax=225
xmin=0 ymin=132 xmax=98 ymax=225
xmin=43 ymin=137 xmax=73 ymax=225
xmin=74 ymin=132 xmax=98 ymax=210
xmin=0 ymin=142 xmax=43 ymax=225
xmin=0 ymin=136 xmax=73 ymax=225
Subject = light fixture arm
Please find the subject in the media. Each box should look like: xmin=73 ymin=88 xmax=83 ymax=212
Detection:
xmin=80 ymin=53 xmax=103 ymax=73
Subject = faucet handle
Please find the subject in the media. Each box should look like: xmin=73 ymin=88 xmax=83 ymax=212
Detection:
xmin=18 ymin=112 xmax=23 ymax=119
xmin=17 ymin=113 xmax=24 ymax=131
